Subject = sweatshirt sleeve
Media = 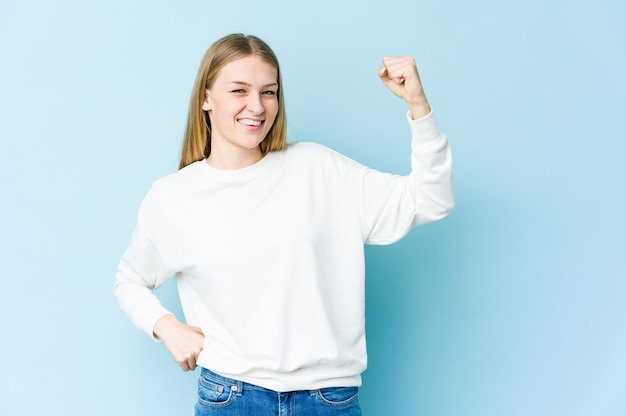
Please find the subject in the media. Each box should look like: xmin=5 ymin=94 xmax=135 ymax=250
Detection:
xmin=360 ymin=110 xmax=454 ymax=245
xmin=113 ymin=213 xmax=174 ymax=340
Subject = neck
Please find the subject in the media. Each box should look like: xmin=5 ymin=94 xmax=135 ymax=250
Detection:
xmin=206 ymin=146 xmax=264 ymax=170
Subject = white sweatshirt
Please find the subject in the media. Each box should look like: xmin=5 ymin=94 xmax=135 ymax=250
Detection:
xmin=114 ymin=111 xmax=454 ymax=392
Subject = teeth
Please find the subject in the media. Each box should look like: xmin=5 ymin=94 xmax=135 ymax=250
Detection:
xmin=240 ymin=119 xmax=262 ymax=126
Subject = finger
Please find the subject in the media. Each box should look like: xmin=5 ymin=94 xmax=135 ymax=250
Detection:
xmin=387 ymin=69 xmax=409 ymax=85
xmin=378 ymin=65 xmax=401 ymax=84
xmin=382 ymin=56 xmax=416 ymax=83
xmin=179 ymin=355 xmax=196 ymax=372
xmin=382 ymin=56 xmax=415 ymax=72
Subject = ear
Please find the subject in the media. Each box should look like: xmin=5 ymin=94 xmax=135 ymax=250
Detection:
xmin=201 ymin=89 xmax=212 ymax=111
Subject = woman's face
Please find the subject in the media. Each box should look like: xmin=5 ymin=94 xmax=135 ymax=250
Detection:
xmin=202 ymin=55 xmax=279 ymax=158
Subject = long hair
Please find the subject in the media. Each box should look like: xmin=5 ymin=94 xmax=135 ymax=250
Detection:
xmin=179 ymin=34 xmax=287 ymax=169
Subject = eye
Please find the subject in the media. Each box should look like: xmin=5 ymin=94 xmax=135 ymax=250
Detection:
xmin=231 ymin=89 xmax=246 ymax=94
xmin=262 ymin=90 xmax=277 ymax=96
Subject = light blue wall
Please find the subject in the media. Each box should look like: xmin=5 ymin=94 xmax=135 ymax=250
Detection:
xmin=1 ymin=0 xmax=624 ymax=415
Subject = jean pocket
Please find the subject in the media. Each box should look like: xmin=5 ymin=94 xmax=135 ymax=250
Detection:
xmin=316 ymin=386 xmax=359 ymax=408
xmin=196 ymin=375 xmax=236 ymax=408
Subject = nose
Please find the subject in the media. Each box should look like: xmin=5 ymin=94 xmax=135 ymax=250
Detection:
xmin=245 ymin=93 xmax=264 ymax=115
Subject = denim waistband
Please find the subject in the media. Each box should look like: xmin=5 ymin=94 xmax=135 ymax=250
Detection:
xmin=200 ymin=367 xmax=271 ymax=395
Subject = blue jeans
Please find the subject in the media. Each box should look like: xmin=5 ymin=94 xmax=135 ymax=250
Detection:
xmin=195 ymin=368 xmax=362 ymax=416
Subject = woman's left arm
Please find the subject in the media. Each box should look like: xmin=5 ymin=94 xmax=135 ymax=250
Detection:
xmin=359 ymin=57 xmax=454 ymax=244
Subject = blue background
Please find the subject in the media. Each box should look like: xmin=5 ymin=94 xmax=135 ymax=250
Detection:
xmin=1 ymin=0 xmax=625 ymax=415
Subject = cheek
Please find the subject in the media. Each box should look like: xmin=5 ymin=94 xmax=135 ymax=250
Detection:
xmin=267 ymin=101 xmax=279 ymax=121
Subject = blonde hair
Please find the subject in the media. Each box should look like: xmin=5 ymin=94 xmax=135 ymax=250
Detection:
xmin=179 ymin=33 xmax=287 ymax=169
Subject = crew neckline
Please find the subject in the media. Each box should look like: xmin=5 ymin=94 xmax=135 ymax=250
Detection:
xmin=198 ymin=149 xmax=280 ymax=179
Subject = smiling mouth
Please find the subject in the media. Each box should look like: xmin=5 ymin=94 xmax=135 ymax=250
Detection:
xmin=238 ymin=118 xmax=263 ymax=127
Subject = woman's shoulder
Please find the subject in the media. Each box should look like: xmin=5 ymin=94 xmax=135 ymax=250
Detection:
xmin=145 ymin=160 xmax=205 ymax=199
xmin=286 ymin=141 xmax=355 ymax=163
xmin=283 ymin=141 xmax=365 ymax=180
xmin=286 ymin=140 xmax=327 ymax=153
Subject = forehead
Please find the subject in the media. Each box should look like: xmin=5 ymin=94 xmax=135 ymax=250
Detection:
xmin=214 ymin=55 xmax=278 ymax=85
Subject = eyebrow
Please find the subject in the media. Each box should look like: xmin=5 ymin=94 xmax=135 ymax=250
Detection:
xmin=229 ymin=81 xmax=278 ymax=88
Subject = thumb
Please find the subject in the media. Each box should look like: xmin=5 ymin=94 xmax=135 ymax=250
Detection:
xmin=377 ymin=66 xmax=404 ymax=98
xmin=377 ymin=67 xmax=394 ymax=89
xmin=377 ymin=66 xmax=390 ymax=83
xmin=378 ymin=66 xmax=406 ymax=84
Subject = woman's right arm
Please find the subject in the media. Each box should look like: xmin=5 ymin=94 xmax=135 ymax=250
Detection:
xmin=113 ymin=220 xmax=173 ymax=336
xmin=113 ymin=220 xmax=204 ymax=371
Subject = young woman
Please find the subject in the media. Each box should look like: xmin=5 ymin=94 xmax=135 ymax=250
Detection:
xmin=114 ymin=33 xmax=454 ymax=415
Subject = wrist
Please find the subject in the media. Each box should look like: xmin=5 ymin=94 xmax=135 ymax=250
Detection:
xmin=406 ymin=91 xmax=431 ymax=120
xmin=153 ymin=313 xmax=177 ymax=340
xmin=408 ymin=101 xmax=431 ymax=120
